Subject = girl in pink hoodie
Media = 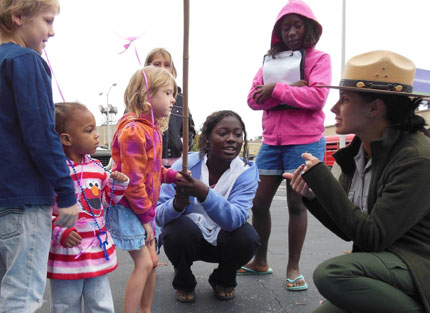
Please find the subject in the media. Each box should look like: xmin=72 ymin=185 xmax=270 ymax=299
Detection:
xmin=239 ymin=0 xmax=331 ymax=291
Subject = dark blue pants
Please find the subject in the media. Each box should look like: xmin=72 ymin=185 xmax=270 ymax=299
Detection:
xmin=161 ymin=216 xmax=259 ymax=292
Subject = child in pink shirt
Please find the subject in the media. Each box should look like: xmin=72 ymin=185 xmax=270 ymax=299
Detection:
xmin=240 ymin=0 xmax=331 ymax=291
xmin=48 ymin=102 xmax=129 ymax=313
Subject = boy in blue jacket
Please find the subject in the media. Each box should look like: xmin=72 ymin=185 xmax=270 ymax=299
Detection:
xmin=0 ymin=1 xmax=78 ymax=312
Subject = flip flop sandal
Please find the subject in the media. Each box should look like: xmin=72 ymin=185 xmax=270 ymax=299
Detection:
xmin=209 ymin=281 xmax=235 ymax=301
xmin=176 ymin=290 xmax=196 ymax=303
xmin=286 ymin=274 xmax=308 ymax=291
xmin=237 ymin=266 xmax=273 ymax=275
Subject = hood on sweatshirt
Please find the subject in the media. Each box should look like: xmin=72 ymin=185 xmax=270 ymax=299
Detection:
xmin=116 ymin=112 xmax=154 ymax=133
xmin=271 ymin=0 xmax=322 ymax=49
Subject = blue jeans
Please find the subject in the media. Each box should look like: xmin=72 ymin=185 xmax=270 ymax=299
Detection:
xmin=50 ymin=275 xmax=114 ymax=313
xmin=0 ymin=205 xmax=52 ymax=313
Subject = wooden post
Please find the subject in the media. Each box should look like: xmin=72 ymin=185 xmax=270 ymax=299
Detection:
xmin=182 ymin=0 xmax=190 ymax=171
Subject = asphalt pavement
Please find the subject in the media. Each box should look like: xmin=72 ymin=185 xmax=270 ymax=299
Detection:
xmin=38 ymin=182 xmax=351 ymax=313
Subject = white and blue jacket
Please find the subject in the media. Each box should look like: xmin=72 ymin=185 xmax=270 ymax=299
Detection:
xmin=156 ymin=152 xmax=259 ymax=233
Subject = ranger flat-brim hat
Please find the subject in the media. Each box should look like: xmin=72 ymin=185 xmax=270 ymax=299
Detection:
xmin=318 ymin=50 xmax=424 ymax=97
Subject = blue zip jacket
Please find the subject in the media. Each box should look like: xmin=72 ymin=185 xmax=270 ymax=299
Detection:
xmin=156 ymin=152 xmax=259 ymax=232
xmin=0 ymin=43 xmax=75 ymax=208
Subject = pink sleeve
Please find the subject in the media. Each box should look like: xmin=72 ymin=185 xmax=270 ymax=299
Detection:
xmin=51 ymin=222 xmax=65 ymax=244
xmin=52 ymin=215 xmax=78 ymax=247
xmin=161 ymin=168 xmax=178 ymax=184
xmin=137 ymin=205 xmax=155 ymax=224
xmin=271 ymin=53 xmax=331 ymax=110
xmin=60 ymin=227 xmax=78 ymax=247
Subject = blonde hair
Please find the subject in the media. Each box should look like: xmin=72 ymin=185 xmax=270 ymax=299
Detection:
xmin=0 ymin=0 xmax=59 ymax=34
xmin=144 ymin=48 xmax=177 ymax=78
xmin=124 ymin=66 xmax=177 ymax=132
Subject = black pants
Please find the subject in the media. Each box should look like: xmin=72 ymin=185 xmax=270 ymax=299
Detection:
xmin=161 ymin=216 xmax=260 ymax=292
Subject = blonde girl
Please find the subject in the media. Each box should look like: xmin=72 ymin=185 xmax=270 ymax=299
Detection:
xmin=108 ymin=66 xmax=182 ymax=313
xmin=144 ymin=48 xmax=196 ymax=167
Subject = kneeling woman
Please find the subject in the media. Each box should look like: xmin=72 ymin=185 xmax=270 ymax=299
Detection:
xmin=285 ymin=50 xmax=430 ymax=313
xmin=156 ymin=110 xmax=260 ymax=303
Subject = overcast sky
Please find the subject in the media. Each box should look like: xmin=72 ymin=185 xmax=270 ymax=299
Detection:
xmin=47 ymin=0 xmax=430 ymax=139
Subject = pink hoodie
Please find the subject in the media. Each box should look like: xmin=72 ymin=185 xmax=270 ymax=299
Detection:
xmin=248 ymin=0 xmax=331 ymax=145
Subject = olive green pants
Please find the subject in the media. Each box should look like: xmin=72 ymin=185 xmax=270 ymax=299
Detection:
xmin=312 ymin=252 xmax=424 ymax=313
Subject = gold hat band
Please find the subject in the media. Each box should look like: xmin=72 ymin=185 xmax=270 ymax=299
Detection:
xmin=340 ymin=79 xmax=413 ymax=93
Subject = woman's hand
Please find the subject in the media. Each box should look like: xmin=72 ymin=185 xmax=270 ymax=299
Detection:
xmin=64 ymin=230 xmax=82 ymax=248
xmin=143 ymin=222 xmax=154 ymax=246
xmin=176 ymin=170 xmax=209 ymax=203
xmin=253 ymin=83 xmax=276 ymax=104
xmin=110 ymin=171 xmax=129 ymax=183
xmin=301 ymin=152 xmax=320 ymax=171
xmin=283 ymin=165 xmax=315 ymax=199
xmin=283 ymin=153 xmax=320 ymax=199
xmin=175 ymin=170 xmax=191 ymax=184
xmin=173 ymin=185 xmax=190 ymax=212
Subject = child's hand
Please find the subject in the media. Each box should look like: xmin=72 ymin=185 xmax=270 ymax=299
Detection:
xmin=110 ymin=171 xmax=129 ymax=183
xmin=64 ymin=231 xmax=82 ymax=248
xmin=143 ymin=222 xmax=154 ymax=246
xmin=291 ymin=80 xmax=309 ymax=87
xmin=253 ymin=83 xmax=276 ymax=104
xmin=55 ymin=204 xmax=79 ymax=228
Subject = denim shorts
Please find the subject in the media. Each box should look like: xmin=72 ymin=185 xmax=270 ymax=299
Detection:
xmin=107 ymin=204 xmax=148 ymax=251
xmin=256 ymin=137 xmax=326 ymax=175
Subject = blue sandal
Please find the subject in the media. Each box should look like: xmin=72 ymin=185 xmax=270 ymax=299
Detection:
xmin=237 ymin=266 xmax=273 ymax=275
xmin=286 ymin=274 xmax=308 ymax=291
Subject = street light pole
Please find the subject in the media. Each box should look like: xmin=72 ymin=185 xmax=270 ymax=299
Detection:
xmin=339 ymin=0 xmax=346 ymax=148
xmin=106 ymin=83 xmax=117 ymax=150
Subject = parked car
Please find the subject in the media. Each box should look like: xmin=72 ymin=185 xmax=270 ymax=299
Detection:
xmin=91 ymin=146 xmax=112 ymax=169
xmin=323 ymin=134 xmax=355 ymax=167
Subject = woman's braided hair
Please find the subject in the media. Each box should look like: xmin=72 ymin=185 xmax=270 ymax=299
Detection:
xmin=198 ymin=110 xmax=249 ymax=165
